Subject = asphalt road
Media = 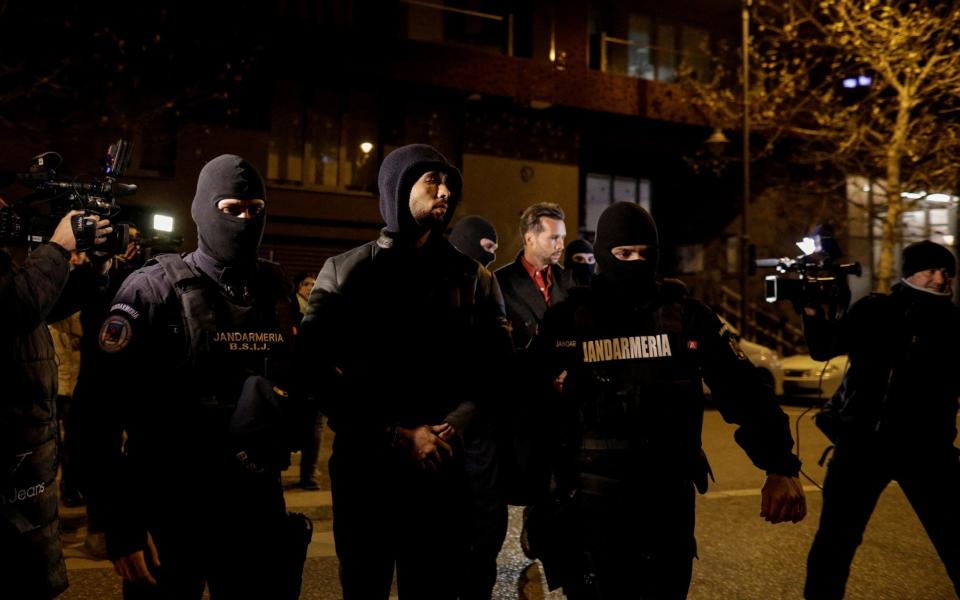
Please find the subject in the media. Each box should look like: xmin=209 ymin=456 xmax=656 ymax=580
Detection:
xmin=58 ymin=408 xmax=957 ymax=599
xmin=688 ymin=406 xmax=955 ymax=600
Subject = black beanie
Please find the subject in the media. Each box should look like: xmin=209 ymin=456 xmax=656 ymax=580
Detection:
xmin=191 ymin=154 xmax=266 ymax=267
xmin=595 ymin=202 xmax=659 ymax=286
xmin=564 ymin=239 xmax=594 ymax=264
xmin=377 ymin=144 xmax=463 ymax=236
xmin=450 ymin=215 xmax=498 ymax=267
xmin=902 ymin=240 xmax=956 ymax=278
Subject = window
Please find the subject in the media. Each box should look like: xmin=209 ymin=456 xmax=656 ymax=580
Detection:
xmin=594 ymin=12 xmax=711 ymax=83
xmin=848 ymin=177 xmax=959 ymax=278
xmin=400 ymin=0 xmax=514 ymax=56
xmin=680 ymin=25 xmax=710 ymax=81
xmin=725 ymin=235 xmax=740 ymax=274
xmin=627 ymin=14 xmax=653 ymax=79
xmin=677 ymin=244 xmax=704 ymax=274
xmin=125 ymin=109 xmax=178 ymax=177
xmin=584 ymin=173 xmax=651 ymax=233
xmin=267 ymin=83 xmax=379 ymax=192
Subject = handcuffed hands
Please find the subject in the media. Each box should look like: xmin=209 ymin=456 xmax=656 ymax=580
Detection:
xmin=396 ymin=424 xmax=455 ymax=472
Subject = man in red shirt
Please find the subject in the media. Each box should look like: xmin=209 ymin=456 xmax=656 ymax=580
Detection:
xmin=480 ymin=202 xmax=569 ymax=587
xmin=496 ymin=202 xmax=568 ymax=351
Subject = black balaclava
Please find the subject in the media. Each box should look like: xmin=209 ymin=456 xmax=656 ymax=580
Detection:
xmin=191 ymin=154 xmax=266 ymax=267
xmin=595 ymin=202 xmax=659 ymax=298
xmin=450 ymin=215 xmax=498 ymax=267
xmin=377 ymin=144 xmax=463 ymax=241
xmin=564 ymin=238 xmax=596 ymax=285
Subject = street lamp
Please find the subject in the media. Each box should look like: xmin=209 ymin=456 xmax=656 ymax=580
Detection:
xmin=740 ymin=0 xmax=752 ymax=339
xmin=705 ymin=127 xmax=731 ymax=157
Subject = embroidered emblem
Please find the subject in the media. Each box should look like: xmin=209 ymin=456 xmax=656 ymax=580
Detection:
xmin=99 ymin=315 xmax=133 ymax=353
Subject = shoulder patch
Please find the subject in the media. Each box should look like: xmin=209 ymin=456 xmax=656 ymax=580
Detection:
xmin=110 ymin=302 xmax=141 ymax=320
xmin=99 ymin=315 xmax=133 ymax=353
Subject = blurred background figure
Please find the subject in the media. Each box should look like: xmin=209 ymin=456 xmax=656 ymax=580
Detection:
xmin=449 ymin=214 xmax=499 ymax=268
xmin=293 ymin=271 xmax=322 ymax=490
xmin=293 ymin=272 xmax=317 ymax=321
xmin=48 ymin=253 xmax=88 ymax=508
xmin=562 ymin=239 xmax=596 ymax=288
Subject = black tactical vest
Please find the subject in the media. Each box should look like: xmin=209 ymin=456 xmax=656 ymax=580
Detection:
xmin=150 ymin=254 xmax=297 ymax=468
xmin=562 ymin=295 xmax=707 ymax=485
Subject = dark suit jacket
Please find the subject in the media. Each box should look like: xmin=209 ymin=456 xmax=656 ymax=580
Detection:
xmin=493 ymin=252 xmax=566 ymax=504
xmin=495 ymin=252 xmax=567 ymax=352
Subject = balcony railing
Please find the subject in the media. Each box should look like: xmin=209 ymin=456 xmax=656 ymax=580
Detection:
xmin=400 ymin=0 xmax=514 ymax=57
xmin=717 ymin=285 xmax=806 ymax=356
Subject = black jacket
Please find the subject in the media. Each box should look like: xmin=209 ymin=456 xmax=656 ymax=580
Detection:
xmin=0 ymin=244 xmax=104 ymax=599
xmin=805 ymin=283 xmax=960 ymax=446
xmin=495 ymin=253 xmax=567 ymax=352
xmin=77 ymin=250 xmax=296 ymax=559
xmin=535 ymin=280 xmax=801 ymax=487
xmin=299 ymin=230 xmax=512 ymax=439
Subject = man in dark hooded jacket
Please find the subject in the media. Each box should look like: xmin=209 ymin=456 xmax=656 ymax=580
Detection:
xmin=803 ymin=240 xmax=960 ymax=599
xmin=531 ymin=202 xmax=806 ymax=599
xmin=76 ymin=155 xmax=306 ymax=599
xmin=299 ymin=144 xmax=512 ymax=599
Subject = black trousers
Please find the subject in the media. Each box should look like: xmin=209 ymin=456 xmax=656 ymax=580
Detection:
xmin=122 ymin=470 xmax=290 ymax=600
xmin=330 ymin=435 xmax=471 ymax=600
xmin=562 ymin=475 xmax=697 ymax=600
xmin=299 ymin=413 xmax=324 ymax=484
xmin=805 ymin=440 xmax=960 ymax=599
xmin=460 ymin=428 xmax=509 ymax=600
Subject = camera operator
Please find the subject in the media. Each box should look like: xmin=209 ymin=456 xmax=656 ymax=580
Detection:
xmin=0 ymin=200 xmax=112 ymax=600
xmin=802 ymin=240 xmax=960 ymax=599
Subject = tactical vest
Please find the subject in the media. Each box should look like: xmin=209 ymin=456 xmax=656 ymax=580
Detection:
xmin=153 ymin=253 xmax=295 ymax=395
xmin=566 ymin=296 xmax=708 ymax=487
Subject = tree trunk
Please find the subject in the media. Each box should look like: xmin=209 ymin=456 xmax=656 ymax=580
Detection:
xmin=876 ymin=99 xmax=911 ymax=293
xmin=876 ymin=156 xmax=900 ymax=293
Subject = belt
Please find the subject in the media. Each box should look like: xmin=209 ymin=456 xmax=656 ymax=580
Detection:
xmin=578 ymin=472 xmax=627 ymax=495
xmin=581 ymin=438 xmax=631 ymax=451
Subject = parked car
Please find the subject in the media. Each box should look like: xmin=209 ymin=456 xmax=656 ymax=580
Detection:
xmin=704 ymin=319 xmax=784 ymax=397
xmin=780 ymin=353 xmax=850 ymax=402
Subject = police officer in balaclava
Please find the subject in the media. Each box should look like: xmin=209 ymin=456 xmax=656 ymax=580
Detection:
xmin=450 ymin=215 xmax=499 ymax=268
xmin=299 ymin=144 xmax=512 ymax=600
xmin=562 ymin=238 xmax=596 ymax=288
xmin=530 ymin=201 xmax=806 ymax=599
xmin=593 ymin=201 xmax=660 ymax=299
xmin=191 ymin=154 xmax=267 ymax=293
xmin=77 ymin=155 xmax=309 ymax=600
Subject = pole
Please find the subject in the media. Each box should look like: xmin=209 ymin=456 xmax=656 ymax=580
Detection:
xmin=740 ymin=0 xmax=751 ymax=339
